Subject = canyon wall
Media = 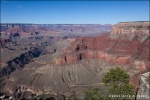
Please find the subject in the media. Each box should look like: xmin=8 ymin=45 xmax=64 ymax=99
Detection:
xmin=0 ymin=45 xmax=46 ymax=77
xmin=110 ymin=22 xmax=149 ymax=41
xmin=0 ymin=22 xmax=149 ymax=99
xmin=52 ymin=22 xmax=149 ymax=71
xmin=50 ymin=22 xmax=149 ymax=93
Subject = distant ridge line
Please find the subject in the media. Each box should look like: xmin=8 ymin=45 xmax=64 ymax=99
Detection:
xmin=0 ymin=23 xmax=112 ymax=25
xmin=119 ymin=21 xmax=150 ymax=23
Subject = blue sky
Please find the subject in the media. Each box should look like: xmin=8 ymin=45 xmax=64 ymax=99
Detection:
xmin=1 ymin=1 xmax=149 ymax=24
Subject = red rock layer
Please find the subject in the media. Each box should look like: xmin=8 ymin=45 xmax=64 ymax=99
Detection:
xmin=52 ymin=32 xmax=149 ymax=71
xmin=51 ymin=30 xmax=149 ymax=92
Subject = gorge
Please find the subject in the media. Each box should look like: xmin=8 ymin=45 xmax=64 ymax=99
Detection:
xmin=0 ymin=22 xmax=149 ymax=99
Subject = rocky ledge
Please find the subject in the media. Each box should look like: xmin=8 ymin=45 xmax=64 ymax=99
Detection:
xmin=110 ymin=21 xmax=149 ymax=42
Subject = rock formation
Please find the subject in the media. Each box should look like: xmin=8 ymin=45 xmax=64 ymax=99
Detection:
xmin=136 ymin=72 xmax=150 ymax=100
xmin=0 ymin=22 xmax=149 ymax=99
xmin=0 ymin=45 xmax=46 ymax=76
xmin=110 ymin=21 xmax=149 ymax=42
xmin=53 ymin=22 xmax=149 ymax=72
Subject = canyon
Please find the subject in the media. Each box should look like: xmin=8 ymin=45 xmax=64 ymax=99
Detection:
xmin=0 ymin=22 xmax=149 ymax=99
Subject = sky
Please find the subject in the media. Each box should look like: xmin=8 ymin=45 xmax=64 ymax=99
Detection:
xmin=1 ymin=0 xmax=149 ymax=24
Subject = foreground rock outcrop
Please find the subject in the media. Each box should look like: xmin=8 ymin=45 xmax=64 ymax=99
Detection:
xmin=136 ymin=72 xmax=150 ymax=100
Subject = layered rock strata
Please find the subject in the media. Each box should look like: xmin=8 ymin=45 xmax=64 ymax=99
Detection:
xmin=0 ymin=22 xmax=149 ymax=99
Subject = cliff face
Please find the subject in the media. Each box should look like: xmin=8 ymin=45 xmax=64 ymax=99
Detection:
xmin=0 ymin=45 xmax=46 ymax=77
xmin=52 ymin=22 xmax=149 ymax=72
xmin=50 ymin=22 xmax=149 ymax=92
xmin=110 ymin=22 xmax=149 ymax=41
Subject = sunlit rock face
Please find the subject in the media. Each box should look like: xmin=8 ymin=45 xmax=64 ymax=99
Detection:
xmin=136 ymin=72 xmax=150 ymax=100
xmin=59 ymin=22 xmax=149 ymax=70
xmin=110 ymin=22 xmax=149 ymax=42
xmin=45 ymin=22 xmax=149 ymax=94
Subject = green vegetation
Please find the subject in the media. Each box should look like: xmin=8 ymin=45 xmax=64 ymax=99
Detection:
xmin=102 ymin=67 xmax=135 ymax=99
xmin=84 ymin=88 xmax=102 ymax=100
xmin=69 ymin=94 xmax=78 ymax=100
xmin=84 ymin=87 xmax=111 ymax=100
xmin=83 ymin=67 xmax=135 ymax=100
